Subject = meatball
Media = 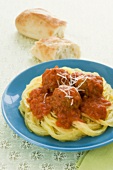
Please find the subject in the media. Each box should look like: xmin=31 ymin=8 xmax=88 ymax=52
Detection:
xmin=51 ymin=85 xmax=82 ymax=113
xmin=71 ymin=72 xmax=103 ymax=97
xmin=42 ymin=67 xmax=70 ymax=92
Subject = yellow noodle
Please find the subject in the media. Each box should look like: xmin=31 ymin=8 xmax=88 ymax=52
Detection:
xmin=42 ymin=114 xmax=84 ymax=141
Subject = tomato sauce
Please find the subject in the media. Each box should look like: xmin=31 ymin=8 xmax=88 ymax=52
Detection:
xmin=27 ymin=67 xmax=111 ymax=129
xmin=50 ymin=85 xmax=82 ymax=128
xmin=80 ymin=96 xmax=111 ymax=120
xmin=27 ymin=88 xmax=51 ymax=119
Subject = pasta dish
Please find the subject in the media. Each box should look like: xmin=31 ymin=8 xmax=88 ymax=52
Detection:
xmin=19 ymin=66 xmax=113 ymax=141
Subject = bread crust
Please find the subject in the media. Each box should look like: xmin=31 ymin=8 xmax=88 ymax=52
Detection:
xmin=15 ymin=8 xmax=67 ymax=40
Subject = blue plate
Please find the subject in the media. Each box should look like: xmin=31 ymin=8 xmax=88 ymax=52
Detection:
xmin=1 ymin=59 xmax=113 ymax=151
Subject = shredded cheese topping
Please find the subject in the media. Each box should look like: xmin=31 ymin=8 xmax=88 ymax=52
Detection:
xmin=43 ymin=93 xmax=48 ymax=103
xmin=56 ymin=71 xmax=87 ymax=102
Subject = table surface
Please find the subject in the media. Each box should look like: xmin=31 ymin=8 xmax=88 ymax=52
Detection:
xmin=0 ymin=0 xmax=113 ymax=169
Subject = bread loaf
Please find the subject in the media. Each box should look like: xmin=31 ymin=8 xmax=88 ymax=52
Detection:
xmin=15 ymin=8 xmax=67 ymax=40
xmin=31 ymin=37 xmax=80 ymax=62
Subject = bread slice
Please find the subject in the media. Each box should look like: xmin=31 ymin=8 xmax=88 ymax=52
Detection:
xmin=15 ymin=8 xmax=67 ymax=40
xmin=31 ymin=37 xmax=80 ymax=61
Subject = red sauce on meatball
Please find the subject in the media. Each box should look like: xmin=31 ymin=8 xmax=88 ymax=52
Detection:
xmin=27 ymin=67 xmax=111 ymax=129
xmin=42 ymin=66 xmax=70 ymax=92
xmin=50 ymin=85 xmax=82 ymax=128
xmin=71 ymin=72 xmax=103 ymax=97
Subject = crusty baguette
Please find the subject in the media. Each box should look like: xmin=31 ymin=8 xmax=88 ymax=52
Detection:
xmin=31 ymin=37 xmax=80 ymax=61
xmin=15 ymin=8 xmax=67 ymax=40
